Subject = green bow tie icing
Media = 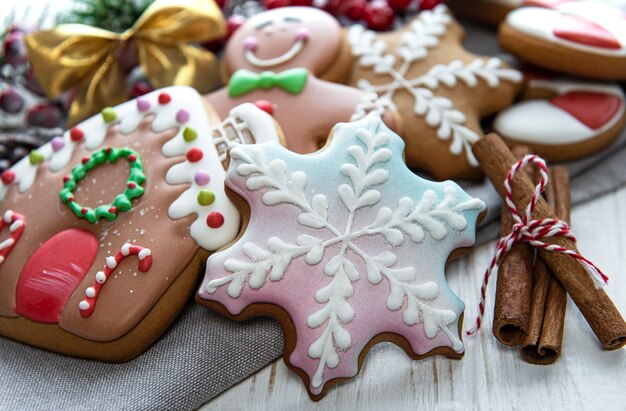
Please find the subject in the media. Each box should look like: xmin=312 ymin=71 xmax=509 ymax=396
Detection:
xmin=228 ymin=68 xmax=309 ymax=97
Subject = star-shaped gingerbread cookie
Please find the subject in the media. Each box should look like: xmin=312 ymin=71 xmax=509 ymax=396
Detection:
xmin=347 ymin=5 xmax=523 ymax=180
xmin=197 ymin=113 xmax=486 ymax=399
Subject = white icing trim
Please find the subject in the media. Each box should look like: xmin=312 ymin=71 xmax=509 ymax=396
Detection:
xmin=121 ymin=242 xmax=131 ymax=256
xmin=245 ymin=38 xmax=306 ymax=68
xmin=166 ymin=102 xmax=280 ymax=251
xmin=349 ymin=5 xmax=522 ymax=167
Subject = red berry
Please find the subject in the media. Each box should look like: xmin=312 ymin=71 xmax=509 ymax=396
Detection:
xmin=254 ymin=100 xmax=274 ymax=115
xmin=3 ymin=32 xmax=28 ymax=67
xmin=158 ymin=93 xmax=171 ymax=105
xmin=227 ymin=15 xmax=246 ymax=39
xmin=264 ymin=0 xmax=290 ymax=8
xmin=206 ymin=212 xmax=224 ymax=229
xmin=115 ymin=40 xmax=139 ymax=75
xmin=365 ymin=0 xmax=396 ymax=31
xmin=419 ymin=0 xmax=442 ymax=10
xmin=70 ymin=128 xmax=84 ymax=142
xmin=1 ymin=170 xmax=16 ymax=185
xmin=322 ymin=0 xmax=343 ymax=15
xmin=387 ymin=0 xmax=413 ymax=10
xmin=0 ymin=88 xmax=25 ymax=114
xmin=186 ymin=147 xmax=203 ymax=163
xmin=24 ymin=70 xmax=46 ymax=96
xmin=26 ymin=104 xmax=63 ymax=128
xmin=130 ymin=81 xmax=153 ymax=98
xmin=215 ymin=0 xmax=228 ymax=8
xmin=343 ymin=0 xmax=367 ymax=20
xmin=291 ymin=0 xmax=314 ymax=5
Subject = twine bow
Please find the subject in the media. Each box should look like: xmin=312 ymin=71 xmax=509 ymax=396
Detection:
xmin=24 ymin=0 xmax=225 ymax=125
xmin=466 ymin=154 xmax=608 ymax=336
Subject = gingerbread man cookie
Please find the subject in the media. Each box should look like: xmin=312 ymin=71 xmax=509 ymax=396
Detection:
xmin=347 ymin=5 xmax=523 ymax=180
xmin=197 ymin=113 xmax=486 ymax=399
xmin=206 ymin=6 xmax=396 ymax=154
xmin=494 ymin=77 xmax=626 ymax=161
xmin=500 ymin=2 xmax=626 ymax=79
xmin=0 ymin=86 xmax=282 ymax=361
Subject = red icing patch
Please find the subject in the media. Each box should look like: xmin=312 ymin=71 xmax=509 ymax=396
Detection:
xmin=1 ymin=170 xmax=15 ymax=185
xmin=206 ymin=212 xmax=224 ymax=228
xmin=70 ymin=128 xmax=84 ymax=142
xmin=550 ymin=91 xmax=622 ymax=130
xmin=15 ymin=229 xmax=99 ymax=323
xmin=158 ymin=93 xmax=171 ymax=105
xmin=554 ymin=15 xmax=621 ymax=50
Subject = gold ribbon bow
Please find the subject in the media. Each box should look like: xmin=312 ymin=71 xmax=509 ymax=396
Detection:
xmin=25 ymin=0 xmax=225 ymax=125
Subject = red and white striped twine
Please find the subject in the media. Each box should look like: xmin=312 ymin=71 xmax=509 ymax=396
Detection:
xmin=466 ymin=154 xmax=608 ymax=336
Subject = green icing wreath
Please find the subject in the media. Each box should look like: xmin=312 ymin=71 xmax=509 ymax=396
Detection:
xmin=60 ymin=147 xmax=146 ymax=223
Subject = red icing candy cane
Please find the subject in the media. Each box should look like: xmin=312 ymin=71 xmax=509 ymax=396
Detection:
xmin=466 ymin=155 xmax=607 ymax=336
xmin=79 ymin=242 xmax=152 ymax=318
xmin=0 ymin=210 xmax=25 ymax=267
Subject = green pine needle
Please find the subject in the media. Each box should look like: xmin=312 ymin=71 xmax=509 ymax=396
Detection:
xmin=56 ymin=0 xmax=156 ymax=33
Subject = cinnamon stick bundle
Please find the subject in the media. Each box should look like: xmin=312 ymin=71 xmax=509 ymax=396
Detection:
xmin=520 ymin=167 xmax=569 ymax=364
xmin=473 ymin=134 xmax=626 ymax=350
xmin=493 ymin=147 xmax=534 ymax=346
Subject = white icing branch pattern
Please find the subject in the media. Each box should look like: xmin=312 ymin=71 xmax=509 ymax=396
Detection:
xmin=206 ymin=115 xmax=483 ymax=388
xmin=348 ymin=5 xmax=522 ymax=166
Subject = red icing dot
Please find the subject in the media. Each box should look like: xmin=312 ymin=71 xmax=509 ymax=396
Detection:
xmin=129 ymin=154 xmax=137 ymax=162
xmin=186 ymin=147 xmax=203 ymax=163
xmin=108 ymin=206 xmax=117 ymax=214
xmin=254 ymin=100 xmax=274 ymax=115
xmin=68 ymin=197 xmax=75 ymax=203
xmin=70 ymin=127 xmax=84 ymax=142
xmin=81 ymin=207 xmax=88 ymax=215
xmin=158 ymin=93 xmax=171 ymax=105
xmin=1 ymin=170 xmax=15 ymax=185
xmin=62 ymin=175 xmax=70 ymax=183
xmin=105 ymin=147 xmax=112 ymax=154
xmin=206 ymin=212 xmax=224 ymax=228
xmin=81 ymin=156 xmax=89 ymax=165
xmin=128 ymin=182 xmax=137 ymax=189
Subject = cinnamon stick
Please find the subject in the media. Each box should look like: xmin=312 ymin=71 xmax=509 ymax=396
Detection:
xmin=493 ymin=146 xmax=534 ymax=346
xmin=473 ymin=134 xmax=626 ymax=350
xmin=521 ymin=167 xmax=569 ymax=364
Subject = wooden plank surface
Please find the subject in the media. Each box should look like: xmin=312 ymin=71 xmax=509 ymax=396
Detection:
xmin=202 ymin=185 xmax=626 ymax=410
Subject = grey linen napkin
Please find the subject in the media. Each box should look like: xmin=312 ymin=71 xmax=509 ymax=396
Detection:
xmin=2 ymin=19 xmax=626 ymax=411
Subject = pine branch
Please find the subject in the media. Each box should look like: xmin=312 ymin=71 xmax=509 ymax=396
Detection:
xmin=56 ymin=0 xmax=155 ymax=33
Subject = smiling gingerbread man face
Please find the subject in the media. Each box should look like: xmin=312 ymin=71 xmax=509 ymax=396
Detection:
xmin=223 ymin=7 xmax=343 ymax=78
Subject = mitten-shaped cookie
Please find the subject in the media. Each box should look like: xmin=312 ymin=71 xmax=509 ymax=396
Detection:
xmin=494 ymin=77 xmax=626 ymax=161
xmin=0 ymin=86 xmax=281 ymax=361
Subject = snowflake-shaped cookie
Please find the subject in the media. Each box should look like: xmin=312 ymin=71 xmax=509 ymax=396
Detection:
xmin=197 ymin=113 xmax=486 ymax=399
xmin=348 ymin=4 xmax=522 ymax=180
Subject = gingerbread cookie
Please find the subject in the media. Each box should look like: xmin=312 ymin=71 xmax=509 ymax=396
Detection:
xmin=206 ymin=6 xmax=396 ymax=154
xmin=197 ymin=113 xmax=486 ymax=399
xmin=494 ymin=77 xmax=626 ymax=161
xmin=347 ymin=5 xmax=523 ymax=180
xmin=0 ymin=86 xmax=282 ymax=361
xmin=500 ymin=2 xmax=626 ymax=80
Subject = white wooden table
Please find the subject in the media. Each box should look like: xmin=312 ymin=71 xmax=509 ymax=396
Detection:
xmin=202 ymin=185 xmax=626 ymax=410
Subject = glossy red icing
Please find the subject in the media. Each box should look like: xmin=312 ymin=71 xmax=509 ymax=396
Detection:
xmin=15 ymin=229 xmax=98 ymax=323
xmin=554 ymin=15 xmax=621 ymax=50
xmin=551 ymin=91 xmax=622 ymax=130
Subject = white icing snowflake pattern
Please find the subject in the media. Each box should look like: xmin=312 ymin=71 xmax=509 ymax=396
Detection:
xmin=348 ymin=5 xmax=522 ymax=166
xmin=205 ymin=114 xmax=485 ymax=390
